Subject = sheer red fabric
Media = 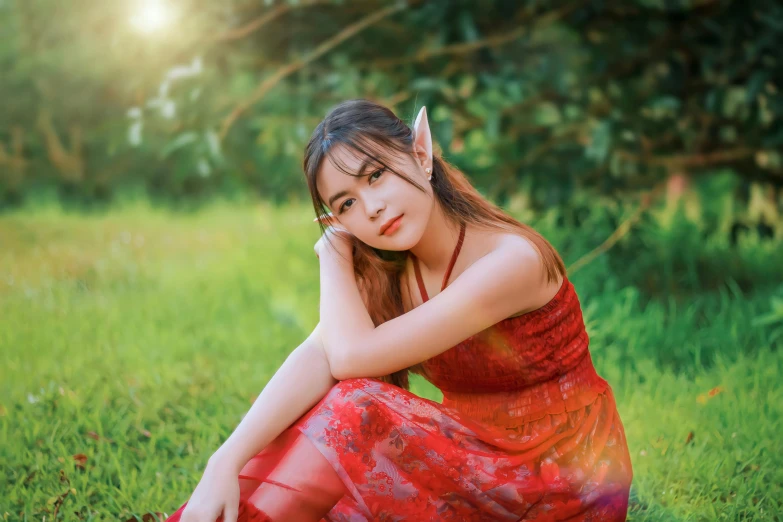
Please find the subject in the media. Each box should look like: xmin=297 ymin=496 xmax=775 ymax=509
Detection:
xmin=165 ymin=427 xmax=348 ymax=521
xmin=166 ymin=223 xmax=633 ymax=520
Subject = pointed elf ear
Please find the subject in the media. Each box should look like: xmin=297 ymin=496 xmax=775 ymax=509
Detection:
xmin=412 ymin=106 xmax=433 ymax=168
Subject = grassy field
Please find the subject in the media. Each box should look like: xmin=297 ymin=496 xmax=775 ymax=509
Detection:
xmin=1 ymin=201 xmax=781 ymax=521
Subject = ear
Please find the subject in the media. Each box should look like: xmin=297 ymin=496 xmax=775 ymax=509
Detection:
xmin=412 ymin=106 xmax=432 ymax=169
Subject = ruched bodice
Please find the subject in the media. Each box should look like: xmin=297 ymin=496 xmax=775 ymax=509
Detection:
xmin=419 ymin=276 xmax=591 ymax=392
xmin=417 ymin=276 xmax=608 ymax=427
xmin=409 ymin=224 xmax=608 ymax=428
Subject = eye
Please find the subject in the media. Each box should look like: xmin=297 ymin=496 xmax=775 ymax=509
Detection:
xmin=369 ymin=168 xmax=385 ymax=182
xmin=338 ymin=169 xmax=384 ymax=214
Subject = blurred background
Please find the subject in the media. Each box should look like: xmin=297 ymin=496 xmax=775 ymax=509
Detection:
xmin=1 ymin=0 xmax=781 ymax=520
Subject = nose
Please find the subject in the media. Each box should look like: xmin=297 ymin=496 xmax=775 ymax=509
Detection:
xmin=365 ymin=195 xmax=385 ymax=220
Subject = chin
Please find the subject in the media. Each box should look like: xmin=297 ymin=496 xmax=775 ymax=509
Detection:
xmin=360 ymin=231 xmax=413 ymax=252
xmin=383 ymin=231 xmax=420 ymax=251
xmin=366 ymin=240 xmax=408 ymax=252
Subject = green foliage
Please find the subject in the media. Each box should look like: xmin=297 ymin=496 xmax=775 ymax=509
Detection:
xmin=1 ymin=0 xmax=782 ymax=207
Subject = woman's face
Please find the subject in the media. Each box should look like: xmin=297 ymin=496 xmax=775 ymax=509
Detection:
xmin=316 ymin=143 xmax=433 ymax=251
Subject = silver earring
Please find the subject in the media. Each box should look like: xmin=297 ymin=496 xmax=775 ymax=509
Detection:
xmin=425 ymin=167 xmax=432 ymax=180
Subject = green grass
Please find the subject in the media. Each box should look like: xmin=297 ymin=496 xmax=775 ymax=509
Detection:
xmin=1 ymin=201 xmax=781 ymax=521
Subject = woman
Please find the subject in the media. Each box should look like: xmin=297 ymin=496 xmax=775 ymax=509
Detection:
xmin=167 ymin=99 xmax=633 ymax=522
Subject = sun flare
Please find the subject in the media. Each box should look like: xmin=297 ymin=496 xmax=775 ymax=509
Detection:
xmin=130 ymin=0 xmax=171 ymax=33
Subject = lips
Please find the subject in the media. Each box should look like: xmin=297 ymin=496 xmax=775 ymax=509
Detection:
xmin=380 ymin=214 xmax=403 ymax=235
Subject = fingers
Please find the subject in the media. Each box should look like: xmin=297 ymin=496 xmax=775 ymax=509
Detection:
xmin=313 ymin=213 xmax=334 ymax=223
xmin=222 ymin=505 xmax=238 ymax=522
xmin=314 ymin=213 xmax=350 ymax=234
xmin=180 ymin=505 xmax=219 ymax=522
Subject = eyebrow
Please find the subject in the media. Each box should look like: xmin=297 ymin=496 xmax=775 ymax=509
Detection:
xmin=326 ymin=157 xmax=378 ymax=208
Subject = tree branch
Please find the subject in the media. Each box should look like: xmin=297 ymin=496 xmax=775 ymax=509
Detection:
xmin=36 ymin=110 xmax=84 ymax=183
xmin=567 ymin=183 xmax=665 ymax=275
xmin=614 ymin=147 xmax=755 ymax=170
xmin=512 ymin=123 xmax=586 ymax=168
xmin=212 ymin=0 xmax=333 ymax=42
xmin=218 ymin=2 xmax=408 ymax=141
xmin=373 ymin=1 xmax=586 ymax=68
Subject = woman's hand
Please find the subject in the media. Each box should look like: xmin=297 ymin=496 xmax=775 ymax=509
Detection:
xmin=313 ymin=213 xmax=354 ymax=263
xmin=179 ymin=459 xmax=241 ymax=522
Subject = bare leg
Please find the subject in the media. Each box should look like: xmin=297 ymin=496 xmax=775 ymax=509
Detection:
xmin=237 ymin=428 xmax=347 ymax=521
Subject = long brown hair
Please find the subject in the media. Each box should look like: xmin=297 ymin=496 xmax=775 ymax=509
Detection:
xmin=303 ymin=99 xmax=565 ymax=390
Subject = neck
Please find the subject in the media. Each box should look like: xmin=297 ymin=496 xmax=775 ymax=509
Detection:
xmin=408 ymin=203 xmax=463 ymax=272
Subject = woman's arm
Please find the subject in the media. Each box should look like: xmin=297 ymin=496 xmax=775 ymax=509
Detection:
xmin=207 ymin=322 xmax=338 ymax=474
xmin=320 ymin=238 xmax=553 ymax=380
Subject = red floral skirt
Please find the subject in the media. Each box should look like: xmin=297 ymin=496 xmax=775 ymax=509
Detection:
xmin=167 ymin=377 xmax=632 ymax=521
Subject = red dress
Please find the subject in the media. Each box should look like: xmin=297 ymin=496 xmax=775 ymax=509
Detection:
xmin=166 ymin=224 xmax=633 ymax=521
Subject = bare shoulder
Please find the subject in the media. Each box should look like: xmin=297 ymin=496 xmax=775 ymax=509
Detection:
xmin=494 ymin=232 xmax=543 ymax=263
xmin=397 ymin=229 xmax=562 ymax=318
xmin=491 ymin=231 xmax=564 ymax=317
